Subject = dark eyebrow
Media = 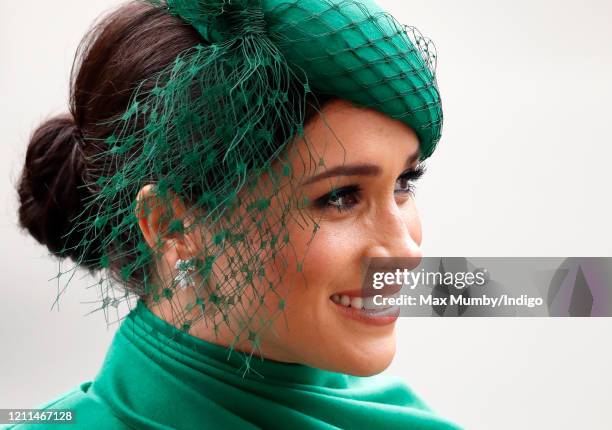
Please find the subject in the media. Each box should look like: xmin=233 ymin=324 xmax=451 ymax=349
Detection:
xmin=300 ymin=150 xmax=420 ymax=186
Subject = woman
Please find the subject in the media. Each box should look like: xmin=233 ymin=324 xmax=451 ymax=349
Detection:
xmin=10 ymin=0 xmax=461 ymax=428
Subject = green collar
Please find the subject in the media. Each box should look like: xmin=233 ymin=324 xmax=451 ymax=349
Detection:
xmin=89 ymin=300 xmax=462 ymax=429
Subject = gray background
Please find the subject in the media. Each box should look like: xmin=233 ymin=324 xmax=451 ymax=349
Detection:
xmin=1 ymin=0 xmax=611 ymax=429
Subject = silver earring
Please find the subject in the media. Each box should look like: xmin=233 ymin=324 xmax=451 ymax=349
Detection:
xmin=174 ymin=258 xmax=197 ymax=290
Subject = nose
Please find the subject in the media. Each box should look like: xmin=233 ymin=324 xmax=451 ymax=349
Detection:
xmin=364 ymin=198 xmax=422 ymax=262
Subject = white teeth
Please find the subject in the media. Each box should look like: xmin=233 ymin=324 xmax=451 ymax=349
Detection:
xmin=339 ymin=295 xmax=351 ymax=307
xmin=331 ymin=291 xmax=403 ymax=310
xmin=330 ymin=294 xmax=365 ymax=309
xmin=350 ymin=296 xmax=363 ymax=309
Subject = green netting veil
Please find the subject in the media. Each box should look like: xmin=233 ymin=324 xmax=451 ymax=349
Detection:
xmin=53 ymin=0 xmax=442 ymax=369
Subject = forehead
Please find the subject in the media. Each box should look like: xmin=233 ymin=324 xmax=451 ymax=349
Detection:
xmin=289 ymin=99 xmax=420 ymax=171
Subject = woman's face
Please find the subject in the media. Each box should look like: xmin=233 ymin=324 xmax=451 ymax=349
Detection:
xmin=252 ymin=99 xmax=423 ymax=375
xmin=144 ymin=99 xmax=424 ymax=376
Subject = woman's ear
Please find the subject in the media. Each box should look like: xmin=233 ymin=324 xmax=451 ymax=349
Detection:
xmin=134 ymin=184 xmax=194 ymax=258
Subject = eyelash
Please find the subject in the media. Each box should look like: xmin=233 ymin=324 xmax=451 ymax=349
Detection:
xmin=313 ymin=165 xmax=426 ymax=213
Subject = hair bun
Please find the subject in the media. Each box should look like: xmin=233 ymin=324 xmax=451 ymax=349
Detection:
xmin=17 ymin=115 xmax=96 ymax=266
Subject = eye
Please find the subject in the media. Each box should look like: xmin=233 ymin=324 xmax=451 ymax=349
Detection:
xmin=314 ymin=185 xmax=361 ymax=213
xmin=394 ymin=165 xmax=426 ymax=196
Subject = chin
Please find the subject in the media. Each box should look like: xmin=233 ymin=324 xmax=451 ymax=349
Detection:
xmin=342 ymin=336 xmax=397 ymax=376
xmin=308 ymin=327 xmax=398 ymax=377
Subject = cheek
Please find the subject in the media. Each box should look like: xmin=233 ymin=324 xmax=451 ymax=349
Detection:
xmin=287 ymin=220 xmax=364 ymax=293
xmin=264 ymin=218 xmax=363 ymax=321
xmin=259 ymin=219 xmax=365 ymax=360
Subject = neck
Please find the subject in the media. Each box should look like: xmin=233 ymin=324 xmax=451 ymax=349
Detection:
xmin=144 ymin=292 xmax=298 ymax=365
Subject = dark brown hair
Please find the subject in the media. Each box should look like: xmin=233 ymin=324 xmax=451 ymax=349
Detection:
xmin=17 ymin=0 xmax=331 ymax=290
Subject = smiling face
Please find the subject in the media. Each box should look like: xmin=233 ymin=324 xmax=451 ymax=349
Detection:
xmin=251 ymin=99 xmax=424 ymax=375
xmin=141 ymin=99 xmax=424 ymax=376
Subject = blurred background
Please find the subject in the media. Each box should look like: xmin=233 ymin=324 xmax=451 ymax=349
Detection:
xmin=1 ymin=1 xmax=611 ymax=429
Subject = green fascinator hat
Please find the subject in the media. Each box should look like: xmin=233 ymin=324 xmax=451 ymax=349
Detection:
xmin=56 ymin=0 xmax=443 ymax=356
xmin=164 ymin=0 xmax=442 ymax=158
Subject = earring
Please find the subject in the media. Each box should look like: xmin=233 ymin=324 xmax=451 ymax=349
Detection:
xmin=174 ymin=258 xmax=197 ymax=290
